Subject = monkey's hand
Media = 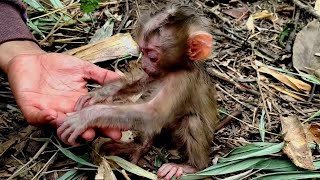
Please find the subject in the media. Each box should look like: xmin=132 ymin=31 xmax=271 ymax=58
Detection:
xmin=58 ymin=104 xmax=133 ymax=146
xmin=58 ymin=111 xmax=88 ymax=146
xmin=157 ymin=163 xmax=197 ymax=180
xmin=74 ymin=79 xmax=129 ymax=111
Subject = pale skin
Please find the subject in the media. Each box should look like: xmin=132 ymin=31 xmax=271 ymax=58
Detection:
xmin=0 ymin=40 xmax=122 ymax=141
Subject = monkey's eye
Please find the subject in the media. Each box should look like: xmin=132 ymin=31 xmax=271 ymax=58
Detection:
xmin=147 ymin=51 xmax=158 ymax=62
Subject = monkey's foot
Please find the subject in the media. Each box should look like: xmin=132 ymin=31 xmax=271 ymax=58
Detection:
xmin=157 ymin=163 xmax=197 ymax=180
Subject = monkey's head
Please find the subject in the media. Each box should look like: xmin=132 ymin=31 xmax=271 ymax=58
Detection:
xmin=135 ymin=5 xmax=213 ymax=77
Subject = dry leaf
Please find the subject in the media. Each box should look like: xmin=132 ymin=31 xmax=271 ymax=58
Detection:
xmin=281 ymin=116 xmax=315 ymax=170
xmin=315 ymin=0 xmax=320 ymax=16
xmin=269 ymin=84 xmax=306 ymax=101
xmin=223 ymin=7 xmax=249 ymax=19
xmin=293 ymin=20 xmax=320 ymax=74
xmin=308 ymin=122 xmax=320 ymax=144
xmin=303 ymin=124 xmax=315 ymax=144
xmin=65 ymin=33 xmax=139 ymax=63
xmin=253 ymin=10 xmax=273 ymax=20
xmin=95 ymin=158 xmax=117 ymax=180
xmin=246 ymin=15 xmax=255 ymax=33
xmin=258 ymin=66 xmax=311 ymax=94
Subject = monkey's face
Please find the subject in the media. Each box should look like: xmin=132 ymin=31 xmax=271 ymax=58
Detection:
xmin=137 ymin=29 xmax=188 ymax=77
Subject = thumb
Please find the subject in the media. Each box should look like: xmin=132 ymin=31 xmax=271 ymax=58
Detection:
xmin=84 ymin=63 xmax=120 ymax=85
xmin=21 ymin=106 xmax=57 ymax=126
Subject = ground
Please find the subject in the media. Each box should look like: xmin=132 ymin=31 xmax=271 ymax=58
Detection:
xmin=1 ymin=0 xmax=320 ymax=179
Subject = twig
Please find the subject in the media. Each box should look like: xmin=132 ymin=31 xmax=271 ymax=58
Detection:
xmin=8 ymin=140 xmax=49 ymax=180
xmin=221 ymin=28 xmax=280 ymax=60
xmin=213 ymin=29 xmax=278 ymax=60
xmin=216 ymin=84 xmax=256 ymax=110
xmin=285 ymin=8 xmax=300 ymax=53
xmin=218 ymin=110 xmax=280 ymax=136
xmin=32 ymin=151 xmax=58 ymax=180
xmin=308 ymin=83 xmax=317 ymax=102
xmin=214 ymin=111 xmax=242 ymax=132
xmin=195 ymin=0 xmax=232 ymax=26
xmin=150 ymin=0 xmax=159 ymax=10
xmin=256 ymin=70 xmax=272 ymax=125
xmin=116 ymin=0 xmax=130 ymax=33
xmin=207 ymin=67 xmax=260 ymax=96
xmin=292 ymin=0 xmax=320 ymax=20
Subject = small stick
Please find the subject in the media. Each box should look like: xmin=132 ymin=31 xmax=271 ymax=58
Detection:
xmin=207 ymin=68 xmax=260 ymax=96
xmin=8 ymin=141 xmax=49 ymax=180
xmin=216 ymin=84 xmax=256 ymax=110
xmin=285 ymin=8 xmax=300 ymax=53
xmin=292 ymin=0 xmax=320 ymax=20
xmin=214 ymin=111 xmax=242 ymax=132
xmin=256 ymin=70 xmax=272 ymax=125
xmin=195 ymin=0 xmax=232 ymax=26
xmin=308 ymin=83 xmax=317 ymax=102
xmin=221 ymin=28 xmax=280 ymax=60
xmin=116 ymin=0 xmax=130 ymax=33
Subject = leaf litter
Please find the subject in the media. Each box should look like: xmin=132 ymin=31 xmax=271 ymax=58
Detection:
xmin=2 ymin=0 xmax=320 ymax=179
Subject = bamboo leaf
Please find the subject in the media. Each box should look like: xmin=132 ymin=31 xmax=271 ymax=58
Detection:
xmin=23 ymin=0 xmax=46 ymax=12
xmin=252 ymin=171 xmax=320 ymax=180
xmin=52 ymin=143 xmax=97 ymax=168
xmin=180 ymin=158 xmax=267 ymax=180
xmin=219 ymin=142 xmax=284 ymax=163
xmin=106 ymin=156 xmax=157 ymax=180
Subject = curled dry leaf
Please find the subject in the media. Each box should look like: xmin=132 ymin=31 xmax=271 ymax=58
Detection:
xmin=253 ymin=10 xmax=274 ymax=20
xmin=95 ymin=158 xmax=117 ymax=180
xmin=308 ymin=122 xmax=320 ymax=144
xmin=315 ymin=0 xmax=320 ymax=16
xmin=65 ymin=33 xmax=140 ymax=63
xmin=223 ymin=6 xmax=249 ymax=19
xmin=258 ymin=66 xmax=311 ymax=94
xmin=281 ymin=116 xmax=315 ymax=170
xmin=246 ymin=15 xmax=255 ymax=33
xmin=269 ymin=84 xmax=306 ymax=101
xmin=293 ymin=20 xmax=320 ymax=75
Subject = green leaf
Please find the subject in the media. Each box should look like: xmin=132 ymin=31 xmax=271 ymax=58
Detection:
xmin=253 ymin=158 xmax=300 ymax=172
xmin=106 ymin=156 xmax=157 ymax=180
xmin=224 ymin=142 xmax=277 ymax=157
xmin=50 ymin=0 xmax=65 ymax=9
xmin=27 ymin=20 xmax=46 ymax=39
xmin=80 ymin=0 xmax=100 ymax=13
xmin=219 ymin=142 xmax=284 ymax=163
xmin=154 ymin=156 xmax=162 ymax=168
xmin=252 ymin=171 xmax=320 ymax=180
xmin=23 ymin=0 xmax=46 ymax=12
xmin=52 ymin=143 xmax=97 ymax=168
xmin=307 ymin=110 xmax=320 ymax=121
xmin=278 ymin=23 xmax=294 ymax=47
xmin=57 ymin=169 xmax=78 ymax=180
xmin=180 ymin=158 xmax=267 ymax=180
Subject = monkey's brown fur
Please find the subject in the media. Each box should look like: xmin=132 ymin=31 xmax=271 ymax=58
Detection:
xmin=58 ymin=4 xmax=219 ymax=179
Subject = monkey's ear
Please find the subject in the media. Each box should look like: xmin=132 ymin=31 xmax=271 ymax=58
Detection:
xmin=187 ymin=31 xmax=213 ymax=61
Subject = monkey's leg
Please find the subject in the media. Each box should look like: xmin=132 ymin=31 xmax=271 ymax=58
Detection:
xmin=130 ymin=136 xmax=153 ymax=164
xmin=101 ymin=141 xmax=138 ymax=156
xmin=101 ymin=136 xmax=153 ymax=164
xmin=157 ymin=115 xmax=211 ymax=180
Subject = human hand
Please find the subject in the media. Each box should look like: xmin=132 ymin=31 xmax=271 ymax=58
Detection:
xmin=2 ymin=41 xmax=122 ymax=141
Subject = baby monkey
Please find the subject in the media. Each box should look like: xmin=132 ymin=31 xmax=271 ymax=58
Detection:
xmin=58 ymin=5 xmax=219 ymax=180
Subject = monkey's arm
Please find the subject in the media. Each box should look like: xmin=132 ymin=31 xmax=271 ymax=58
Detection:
xmin=75 ymin=75 xmax=152 ymax=110
xmin=58 ymin=72 xmax=190 ymax=146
